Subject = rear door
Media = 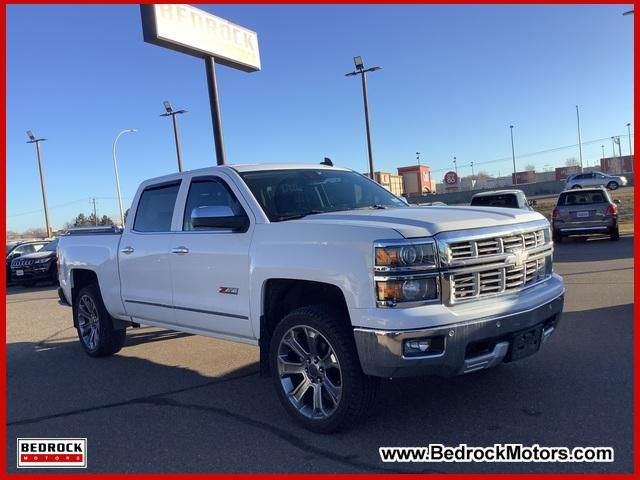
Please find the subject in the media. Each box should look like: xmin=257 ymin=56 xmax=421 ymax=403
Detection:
xmin=168 ymin=173 xmax=255 ymax=340
xmin=119 ymin=181 xmax=181 ymax=324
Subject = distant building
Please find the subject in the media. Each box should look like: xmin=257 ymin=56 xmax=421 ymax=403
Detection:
xmin=373 ymin=171 xmax=404 ymax=197
xmin=397 ymin=165 xmax=434 ymax=196
xmin=600 ymin=155 xmax=633 ymax=174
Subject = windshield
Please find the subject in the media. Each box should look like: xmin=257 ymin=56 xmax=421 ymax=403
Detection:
xmin=41 ymin=239 xmax=59 ymax=252
xmin=239 ymin=169 xmax=408 ymax=221
xmin=6 ymin=243 xmax=18 ymax=255
xmin=470 ymin=194 xmax=519 ymax=208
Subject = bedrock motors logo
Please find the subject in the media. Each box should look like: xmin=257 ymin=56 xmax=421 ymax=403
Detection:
xmin=17 ymin=438 xmax=87 ymax=468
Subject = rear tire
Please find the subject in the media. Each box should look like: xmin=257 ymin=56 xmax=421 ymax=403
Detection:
xmin=74 ymin=284 xmax=126 ymax=357
xmin=607 ymin=181 xmax=619 ymax=190
xmin=269 ymin=304 xmax=378 ymax=433
xmin=553 ymin=230 xmax=563 ymax=244
xmin=571 ymin=184 xmax=582 ymax=189
xmin=610 ymin=227 xmax=620 ymax=241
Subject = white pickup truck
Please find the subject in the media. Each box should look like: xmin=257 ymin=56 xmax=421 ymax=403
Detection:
xmin=58 ymin=163 xmax=564 ymax=432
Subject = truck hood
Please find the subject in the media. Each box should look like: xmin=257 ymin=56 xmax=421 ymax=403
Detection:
xmin=296 ymin=206 xmax=545 ymax=238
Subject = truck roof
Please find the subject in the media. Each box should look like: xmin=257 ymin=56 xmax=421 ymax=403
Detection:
xmin=472 ymin=189 xmax=525 ymax=198
xmin=141 ymin=163 xmax=352 ymax=186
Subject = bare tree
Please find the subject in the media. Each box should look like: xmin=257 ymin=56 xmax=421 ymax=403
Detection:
xmin=565 ymin=157 xmax=579 ymax=167
xmin=524 ymin=163 xmax=536 ymax=172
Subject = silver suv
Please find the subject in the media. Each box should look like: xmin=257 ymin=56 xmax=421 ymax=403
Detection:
xmin=565 ymin=171 xmax=627 ymax=190
xmin=551 ymin=187 xmax=620 ymax=242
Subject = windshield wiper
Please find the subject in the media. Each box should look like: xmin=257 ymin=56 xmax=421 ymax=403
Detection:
xmin=275 ymin=210 xmax=326 ymax=222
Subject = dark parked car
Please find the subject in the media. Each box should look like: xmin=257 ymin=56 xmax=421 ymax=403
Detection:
xmin=551 ymin=188 xmax=620 ymax=243
xmin=6 ymin=240 xmax=48 ymax=285
xmin=10 ymin=238 xmax=59 ymax=287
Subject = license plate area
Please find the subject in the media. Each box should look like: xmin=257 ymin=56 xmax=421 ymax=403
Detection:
xmin=576 ymin=211 xmax=590 ymax=218
xmin=506 ymin=325 xmax=543 ymax=362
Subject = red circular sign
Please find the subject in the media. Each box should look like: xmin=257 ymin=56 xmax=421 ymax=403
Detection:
xmin=444 ymin=171 xmax=458 ymax=185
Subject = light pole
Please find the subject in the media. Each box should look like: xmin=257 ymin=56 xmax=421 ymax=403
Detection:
xmin=345 ymin=56 xmax=381 ymax=179
xmin=160 ymin=101 xmax=187 ymax=172
xmin=113 ymin=129 xmax=137 ymax=228
xmin=576 ymin=105 xmax=584 ymax=171
xmin=627 ymin=122 xmax=633 ymax=156
xmin=453 ymin=156 xmax=458 ymax=175
xmin=26 ymin=131 xmax=52 ymax=238
xmin=416 ymin=152 xmax=421 ymax=166
xmin=601 ymin=144 xmax=605 ymax=160
xmin=510 ymin=125 xmax=517 ymax=184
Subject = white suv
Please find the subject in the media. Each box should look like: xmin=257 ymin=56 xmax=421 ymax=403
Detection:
xmin=566 ymin=171 xmax=628 ymax=190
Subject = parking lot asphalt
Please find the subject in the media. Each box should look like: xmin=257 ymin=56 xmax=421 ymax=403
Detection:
xmin=5 ymin=233 xmax=634 ymax=474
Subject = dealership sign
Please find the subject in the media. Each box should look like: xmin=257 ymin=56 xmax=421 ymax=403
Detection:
xmin=444 ymin=171 xmax=459 ymax=185
xmin=140 ymin=4 xmax=261 ymax=72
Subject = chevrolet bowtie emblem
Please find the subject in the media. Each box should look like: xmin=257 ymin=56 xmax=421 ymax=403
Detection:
xmin=505 ymin=249 xmax=529 ymax=267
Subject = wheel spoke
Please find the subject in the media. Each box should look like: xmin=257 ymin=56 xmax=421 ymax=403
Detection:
xmin=305 ymin=328 xmax=319 ymax=356
xmin=312 ymin=384 xmax=326 ymax=416
xmin=278 ymin=357 xmax=304 ymax=375
xmin=283 ymin=332 xmax=309 ymax=360
xmin=323 ymin=352 xmax=340 ymax=370
xmin=290 ymin=377 xmax=312 ymax=403
xmin=323 ymin=377 xmax=341 ymax=407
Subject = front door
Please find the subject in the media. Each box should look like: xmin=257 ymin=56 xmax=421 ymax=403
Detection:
xmin=168 ymin=174 xmax=254 ymax=341
xmin=119 ymin=181 xmax=181 ymax=325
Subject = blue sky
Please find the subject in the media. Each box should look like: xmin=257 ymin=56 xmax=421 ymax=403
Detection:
xmin=6 ymin=4 xmax=634 ymax=231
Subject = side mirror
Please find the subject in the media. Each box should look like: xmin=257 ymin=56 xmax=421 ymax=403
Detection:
xmin=190 ymin=206 xmax=249 ymax=232
xmin=614 ymin=199 xmax=621 ymax=205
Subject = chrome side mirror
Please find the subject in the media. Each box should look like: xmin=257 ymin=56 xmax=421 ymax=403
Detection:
xmin=190 ymin=206 xmax=249 ymax=232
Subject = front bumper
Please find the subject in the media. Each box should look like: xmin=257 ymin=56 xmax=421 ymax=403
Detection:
xmin=10 ymin=263 xmax=55 ymax=284
xmin=353 ymin=292 xmax=564 ymax=378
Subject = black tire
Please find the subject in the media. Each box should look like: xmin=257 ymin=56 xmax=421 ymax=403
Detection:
xmin=269 ymin=304 xmax=378 ymax=433
xmin=607 ymin=181 xmax=619 ymax=190
xmin=610 ymin=227 xmax=620 ymax=241
xmin=552 ymin=230 xmax=563 ymax=244
xmin=571 ymin=184 xmax=582 ymax=189
xmin=74 ymin=284 xmax=126 ymax=357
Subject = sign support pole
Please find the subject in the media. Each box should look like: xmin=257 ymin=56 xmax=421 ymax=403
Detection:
xmin=205 ymin=56 xmax=227 ymax=166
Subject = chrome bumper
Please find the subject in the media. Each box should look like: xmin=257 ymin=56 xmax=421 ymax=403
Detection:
xmin=353 ymin=292 xmax=564 ymax=378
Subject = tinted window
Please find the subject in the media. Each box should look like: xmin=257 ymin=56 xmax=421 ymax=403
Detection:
xmin=240 ymin=169 xmax=407 ymax=222
xmin=559 ymin=190 xmax=608 ymax=206
xmin=470 ymin=194 xmax=519 ymax=208
xmin=183 ymin=178 xmax=246 ymax=231
xmin=134 ymin=183 xmax=180 ymax=232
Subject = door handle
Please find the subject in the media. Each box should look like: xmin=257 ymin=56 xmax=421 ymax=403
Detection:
xmin=120 ymin=246 xmax=134 ymax=255
xmin=171 ymin=246 xmax=189 ymax=255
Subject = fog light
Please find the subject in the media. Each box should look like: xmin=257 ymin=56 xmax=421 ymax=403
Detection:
xmin=404 ymin=338 xmax=431 ymax=355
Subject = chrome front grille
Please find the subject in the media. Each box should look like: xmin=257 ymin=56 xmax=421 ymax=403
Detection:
xmin=439 ymin=224 xmax=553 ymax=305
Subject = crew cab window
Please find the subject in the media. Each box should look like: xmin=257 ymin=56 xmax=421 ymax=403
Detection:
xmin=133 ymin=183 xmax=180 ymax=232
xmin=183 ymin=178 xmax=247 ymax=231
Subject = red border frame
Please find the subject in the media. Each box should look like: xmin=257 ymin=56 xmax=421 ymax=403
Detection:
xmin=2 ymin=1 xmax=637 ymax=478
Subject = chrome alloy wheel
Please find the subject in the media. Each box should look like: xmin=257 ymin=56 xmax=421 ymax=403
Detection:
xmin=77 ymin=294 xmax=100 ymax=351
xmin=277 ymin=325 xmax=342 ymax=419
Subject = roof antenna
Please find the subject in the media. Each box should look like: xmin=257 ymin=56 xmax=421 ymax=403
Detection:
xmin=321 ymin=157 xmax=333 ymax=166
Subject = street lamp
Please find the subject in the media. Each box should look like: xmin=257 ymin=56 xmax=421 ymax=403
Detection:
xmin=627 ymin=122 xmax=633 ymax=156
xmin=470 ymin=160 xmax=475 ymax=179
xmin=453 ymin=156 xmax=457 ymax=175
xmin=416 ymin=151 xmax=421 ymax=166
xmin=345 ymin=56 xmax=381 ymax=179
xmin=26 ymin=130 xmax=52 ymax=238
xmin=112 ymin=129 xmax=137 ymax=228
xmin=510 ymin=125 xmax=517 ymax=185
xmin=601 ymin=145 xmax=606 ymax=160
xmin=160 ymin=101 xmax=187 ymax=172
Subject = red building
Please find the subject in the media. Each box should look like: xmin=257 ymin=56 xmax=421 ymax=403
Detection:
xmin=397 ymin=165 xmax=433 ymax=195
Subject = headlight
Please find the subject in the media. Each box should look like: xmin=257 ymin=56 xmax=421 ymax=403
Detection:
xmin=376 ymin=277 xmax=439 ymax=305
xmin=34 ymin=257 xmax=52 ymax=264
xmin=375 ymin=241 xmax=436 ymax=271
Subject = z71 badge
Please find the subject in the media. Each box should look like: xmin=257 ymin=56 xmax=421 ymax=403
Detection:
xmin=218 ymin=287 xmax=239 ymax=295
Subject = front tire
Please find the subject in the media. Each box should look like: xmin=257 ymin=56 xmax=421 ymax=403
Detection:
xmin=607 ymin=181 xmax=619 ymax=190
xmin=74 ymin=284 xmax=126 ymax=357
xmin=610 ymin=227 xmax=620 ymax=241
xmin=269 ymin=305 xmax=378 ymax=433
